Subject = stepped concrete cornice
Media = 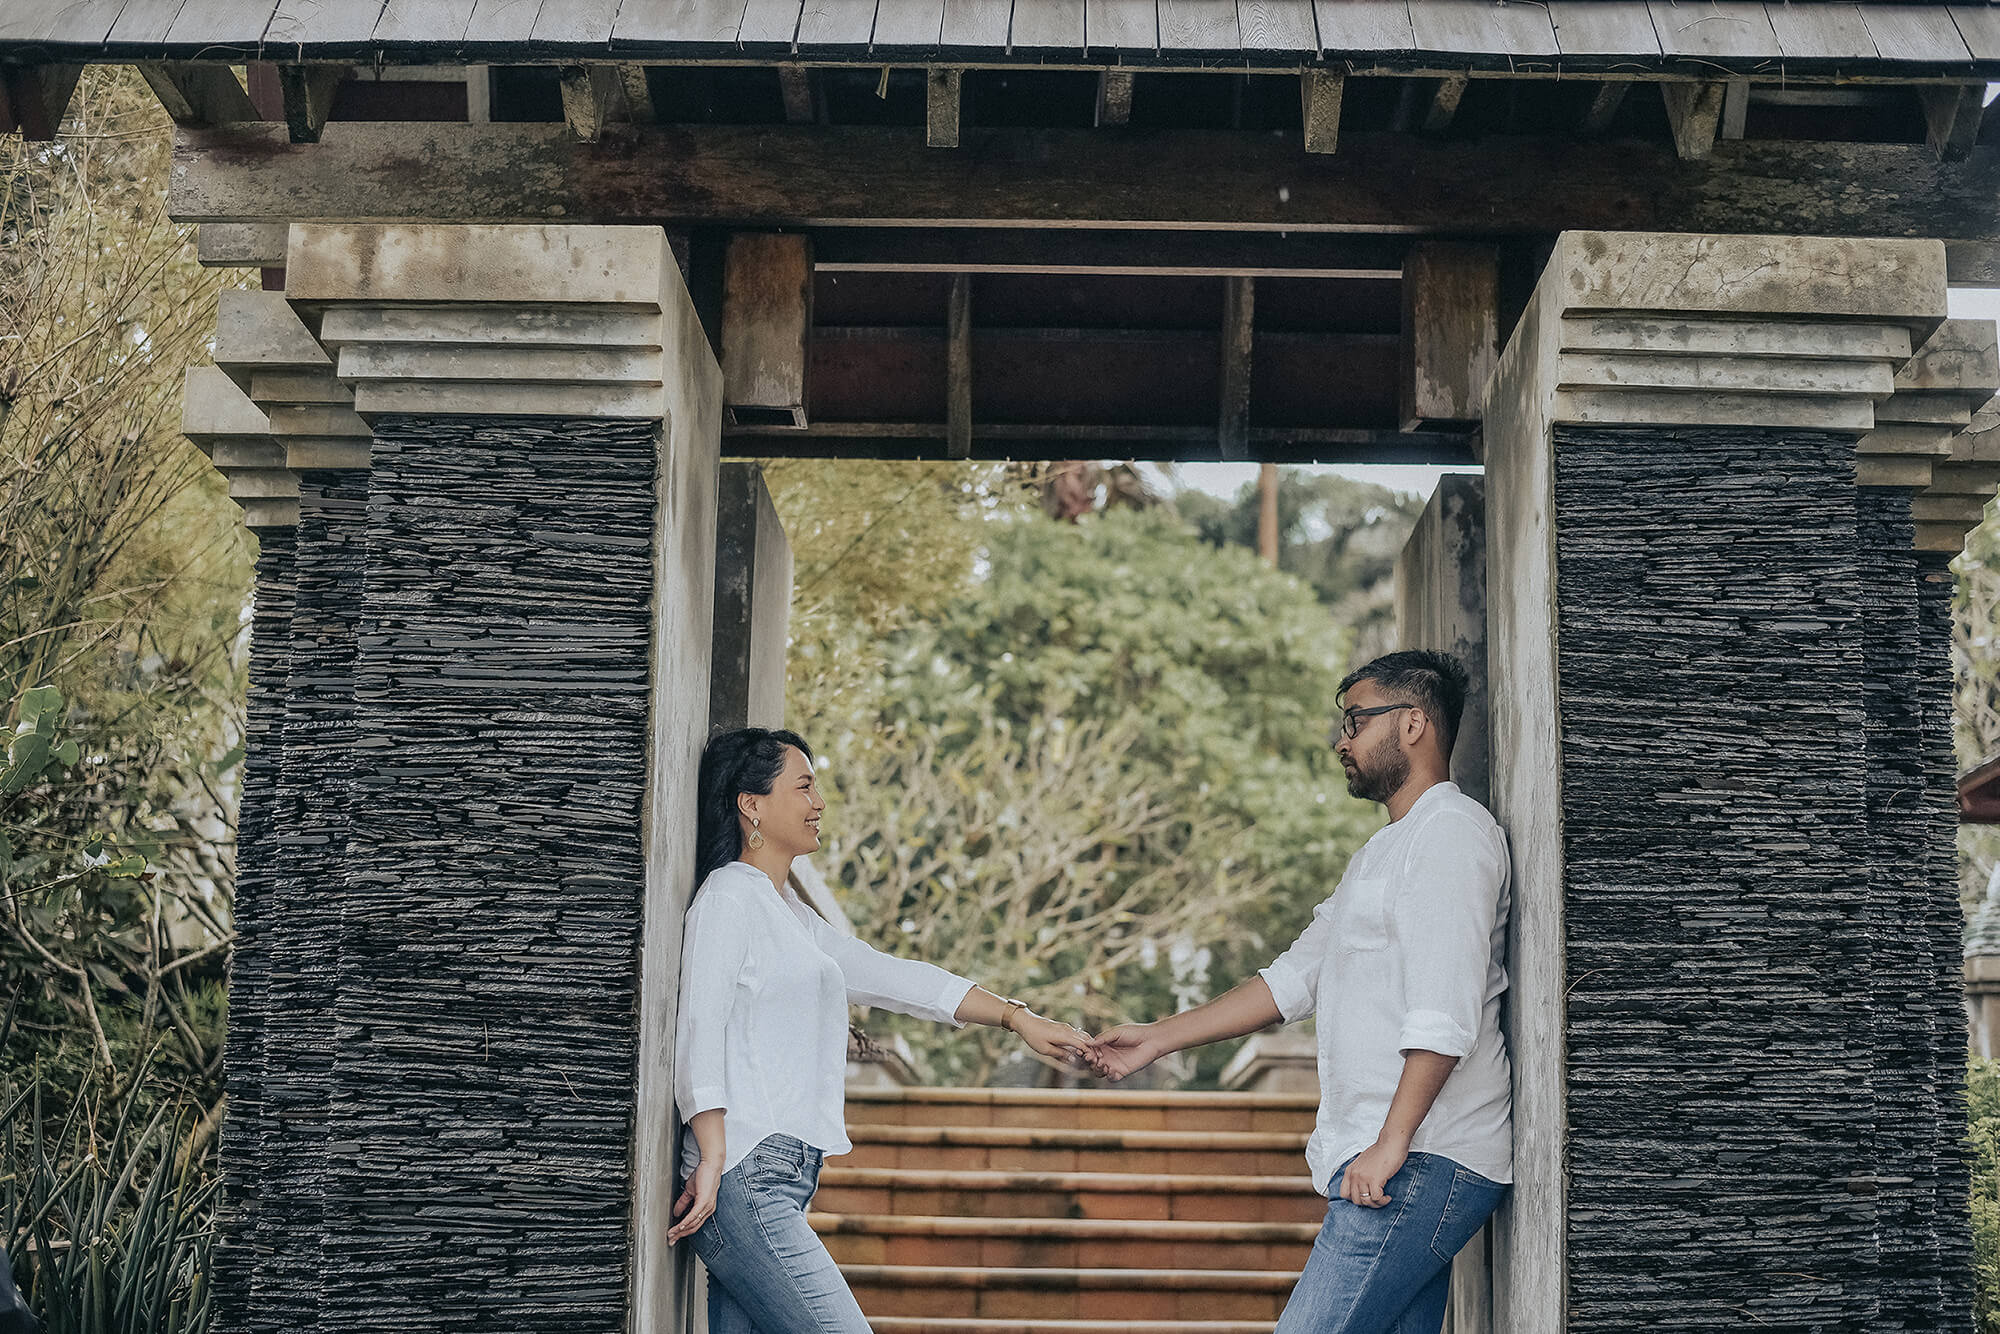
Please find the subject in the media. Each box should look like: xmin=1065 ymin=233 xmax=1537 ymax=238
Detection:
xmin=180 ymin=364 xmax=297 ymax=530
xmin=282 ymin=223 xmax=685 ymax=421
xmin=1500 ymin=231 xmax=1949 ymax=439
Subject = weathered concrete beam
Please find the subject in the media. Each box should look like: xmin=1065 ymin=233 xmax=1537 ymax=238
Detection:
xmin=197 ymin=222 xmax=289 ymax=268
xmin=166 ymin=122 xmax=2000 ymax=283
xmin=1401 ymin=242 xmax=1499 ymax=430
xmin=927 ymin=67 xmax=962 ymax=148
xmin=720 ymin=233 xmax=812 ymax=430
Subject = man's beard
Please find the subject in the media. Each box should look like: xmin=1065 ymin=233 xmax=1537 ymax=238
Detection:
xmin=1344 ymin=733 xmax=1410 ymax=804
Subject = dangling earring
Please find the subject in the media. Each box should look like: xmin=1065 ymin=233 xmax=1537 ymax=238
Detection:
xmin=746 ymin=816 xmax=764 ymax=851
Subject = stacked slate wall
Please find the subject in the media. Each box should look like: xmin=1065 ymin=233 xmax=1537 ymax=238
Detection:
xmin=319 ymin=416 xmax=659 ymax=1332
xmin=214 ymin=529 xmax=295 ymax=1334
xmin=254 ymin=471 xmax=368 ymax=1332
xmin=1917 ymin=553 xmax=1973 ymax=1325
xmin=1553 ymin=426 xmax=1880 ymax=1332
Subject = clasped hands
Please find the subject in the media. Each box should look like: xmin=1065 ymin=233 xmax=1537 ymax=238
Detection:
xmin=1008 ymin=1013 xmax=1166 ymax=1083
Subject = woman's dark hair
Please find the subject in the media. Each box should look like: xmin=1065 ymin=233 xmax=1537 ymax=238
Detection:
xmin=695 ymin=727 xmax=813 ymax=886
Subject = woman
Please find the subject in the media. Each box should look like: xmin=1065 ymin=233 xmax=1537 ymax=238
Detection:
xmin=668 ymin=726 xmax=1093 ymax=1334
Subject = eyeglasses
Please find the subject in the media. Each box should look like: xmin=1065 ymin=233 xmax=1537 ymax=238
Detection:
xmin=1332 ymin=704 xmax=1416 ymax=742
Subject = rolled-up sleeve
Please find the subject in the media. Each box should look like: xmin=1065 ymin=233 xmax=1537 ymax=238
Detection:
xmin=674 ymin=892 xmax=751 ymax=1122
xmin=1259 ymin=899 xmax=1337 ymax=1025
xmin=1391 ymin=814 xmax=1504 ymax=1061
xmin=805 ymin=914 xmax=975 ymax=1026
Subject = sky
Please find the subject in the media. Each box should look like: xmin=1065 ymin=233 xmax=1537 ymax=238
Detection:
xmin=1164 ymin=285 xmax=2000 ymax=505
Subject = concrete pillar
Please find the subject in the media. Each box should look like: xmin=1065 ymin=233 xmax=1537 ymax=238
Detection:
xmin=709 ymin=461 xmax=793 ymax=732
xmin=1483 ymin=231 xmax=1968 ymax=1334
xmin=1392 ymin=473 xmax=1488 ymax=806
xmin=198 ymin=223 xmax=721 ymax=1334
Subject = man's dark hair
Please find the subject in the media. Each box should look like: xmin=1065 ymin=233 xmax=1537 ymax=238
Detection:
xmin=1337 ymin=650 xmax=1471 ymax=758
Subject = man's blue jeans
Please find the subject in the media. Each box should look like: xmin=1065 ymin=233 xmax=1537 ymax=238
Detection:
xmin=688 ymin=1135 xmax=871 ymax=1334
xmin=1274 ymin=1150 xmax=1508 ymax=1334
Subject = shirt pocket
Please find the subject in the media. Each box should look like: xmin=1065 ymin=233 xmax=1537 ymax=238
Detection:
xmin=1335 ymin=876 xmax=1391 ymax=953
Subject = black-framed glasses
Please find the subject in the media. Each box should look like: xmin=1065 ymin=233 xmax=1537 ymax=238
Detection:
xmin=1333 ymin=704 xmax=1416 ymax=742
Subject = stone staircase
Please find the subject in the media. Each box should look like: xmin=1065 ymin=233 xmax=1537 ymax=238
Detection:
xmin=813 ymin=1086 xmax=1322 ymax=1334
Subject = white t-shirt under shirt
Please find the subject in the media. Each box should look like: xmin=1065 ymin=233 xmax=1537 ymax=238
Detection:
xmin=1259 ymin=781 xmax=1514 ymax=1191
xmin=674 ymin=861 xmax=977 ymax=1177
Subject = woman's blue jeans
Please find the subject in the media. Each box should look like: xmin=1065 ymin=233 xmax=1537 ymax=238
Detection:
xmin=1273 ymin=1150 xmax=1508 ymax=1334
xmin=688 ymin=1134 xmax=871 ymax=1334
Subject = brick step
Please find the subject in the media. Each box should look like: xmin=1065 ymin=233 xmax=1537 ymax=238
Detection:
xmin=815 ymin=1167 xmax=1324 ymax=1224
xmin=847 ymin=1087 xmax=1317 ymax=1135
xmin=844 ymin=1125 xmax=1308 ymax=1177
xmin=869 ymin=1320 xmax=1272 ymax=1334
xmin=844 ymin=1264 xmax=1297 ymax=1321
xmin=813 ymin=1212 xmax=1317 ymax=1270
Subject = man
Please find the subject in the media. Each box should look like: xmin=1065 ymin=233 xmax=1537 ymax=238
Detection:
xmin=1089 ymin=649 xmax=1512 ymax=1334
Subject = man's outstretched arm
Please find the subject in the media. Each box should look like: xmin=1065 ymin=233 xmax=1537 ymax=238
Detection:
xmin=1089 ymin=975 xmax=1284 ymax=1080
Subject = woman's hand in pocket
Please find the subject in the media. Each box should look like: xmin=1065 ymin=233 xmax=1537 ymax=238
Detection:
xmin=668 ymin=1158 xmax=723 ymax=1244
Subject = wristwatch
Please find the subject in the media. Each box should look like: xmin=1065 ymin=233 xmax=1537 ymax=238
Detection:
xmin=999 ymin=997 xmax=1031 ymax=1031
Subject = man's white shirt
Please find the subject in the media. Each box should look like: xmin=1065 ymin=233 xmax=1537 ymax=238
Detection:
xmin=1259 ymin=781 xmax=1514 ymax=1192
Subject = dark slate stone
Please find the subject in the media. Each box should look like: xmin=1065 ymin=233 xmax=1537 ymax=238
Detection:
xmin=1917 ymin=551 xmax=1974 ymax=1329
xmin=1554 ymin=425 xmax=1879 ymax=1333
xmin=256 ymin=470 xmax=369 ymax=1332
xmin=214 ymin=528 xmax=295 ymax=1334
xmin=318 ymin=415 xmax=657 ymax=1332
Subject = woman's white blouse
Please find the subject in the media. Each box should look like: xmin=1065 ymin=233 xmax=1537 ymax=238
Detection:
xmin=674 ymin=861 xmax=977 ymax=1176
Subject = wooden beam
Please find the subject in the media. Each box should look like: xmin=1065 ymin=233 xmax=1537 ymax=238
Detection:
xmin=1097 ymin=71 xmax=1135 ymax=127
xmin=811 ymin=228 xmax=1406 ymax=277
xmin=1400 ymin=242 xmax=1499 ymax=429
xmin=927 ymin=68 xmax=962 ymax=149
xmin=167 ymin=123 xmax=2000 ymax=282
xmin=1219 ymin=275 xmax=1254 ymax=462
xmin=778 ymin=64 xmax=817 ymax=124
xmin=559 ymin=65 xmax=628 ymax=143
xmin=947 ymin=274 xmax=972 ymax=460
xmin=1721 ymin=77 xmax=1750 ymax=140
xmin=1921 ymin=85 xmax=1985 ymax=163
xmin=277 ymin=64 xmax=344 ymax=144
xmin=1661 ymin=81 xmax=1726 ymax=161
xmin=1302 ymin=69 xmax=1343 ymax=155
xmin=721 ymin=233 xmax=812 ymax=429
xmin=136 ymin=63 xmax=260 ymax=127
xmin=1580 ymin=80 xmax=1630 ymax=135
xmin=1423 ymin=75 xmax=1470 ymax=134
xmin=719 ymin=421 xmax=1479 ymax=464
xmin=618 ymin=65 xmax=656 ymax=124
xmin=1 ymin=65 xmax=81 ymax=142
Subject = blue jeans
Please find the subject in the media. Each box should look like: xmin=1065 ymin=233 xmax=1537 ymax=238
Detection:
xmin=1273 ymin=1151 xmax=1508 ymax=1334
xmin=688 ymin=1134 xmax=870 ymax=1334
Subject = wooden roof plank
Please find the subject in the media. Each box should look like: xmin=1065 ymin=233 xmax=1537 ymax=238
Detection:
xmin=1647 ymin=2 xmax=1781 ymax=60
xmin=1313 ymin=0 xmax=1412 ymax=54
xmin=108 ymin=0 xmax=193 ymax=47
xmin=1237 ymin=0 xmax=1315 ymax=53
xmin=1157 ymin=0 xmax=1236 ymax=52
xmin=797 ymin=0 xmax=878 ymax=47
xmin=1408 ymin=0 xmax=1557 ymax=58
xmin=1858 ymin=4 xmax=1970 ymax=63
xmin=3 ymin=0 xmax=135 ymax=45
xmin=613 ymin=0 xmax=747 ymax=45
xmin=372 ymin=0 xmax=480 ymax=45
xmin=158 ymin=0 xmax=280 ymax=46
xmin=1008 ymin=0 xmax=1081 ymax=51
xmin=529 ymin=0 xmax=618 ymax=46
xmin=871 ymin=0 xmax=944 ymax=50
xmin=265 ymin=0 xmax=391 ymax=49
xmin=739 ymin=0 xmax=804 ymax=46
xmin=1547 ymin=1 xmax=1660 ymax=57
xmin=940 ymin=0 xmax=1008 ymax=49
xmin=462 ymin=0 xmax=544 ymax=45
xmin=1767 ymin=3 xmax=1877 ymax=61
xmin=1086 ymin=0 xmax=1156 ymax=53
xmin=1948 ymin=4 xmax=2000 ymax=62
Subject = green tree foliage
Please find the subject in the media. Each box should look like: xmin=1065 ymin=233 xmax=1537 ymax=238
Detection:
xmin=1176 ymin=470 xmax=1427 ymax=663
xmin=1958 ymin=497 xmax=2000 ymax=908
xmin=1 ymin=69 xmax=247 ymax=1124
xmin=804 ymin=503 xmax=1381 ymax=1085
xmin=1969 ymin=1055 xmax=2000 ymax=1331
